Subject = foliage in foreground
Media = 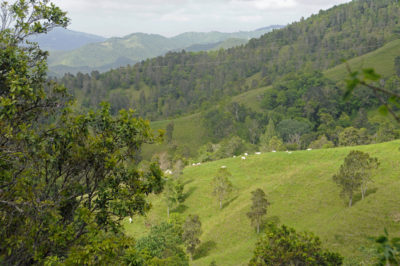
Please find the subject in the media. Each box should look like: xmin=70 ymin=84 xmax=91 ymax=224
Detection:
xmin=136 ymin=222 xmax=189 ymax=265
xmin=249 ymin=224 xmax=343 ymax=266
xmin=374 ymin=229 xmax=400 ymax=266
xmin=0 ymin=1 xmax=164 ymax=264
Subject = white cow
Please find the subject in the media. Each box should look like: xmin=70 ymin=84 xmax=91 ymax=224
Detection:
xmin=244 ymin=153 xmax=248 ymax=156
xmin=255 ymin=152 xmax=261 ymax=155
xmin=164 ymin=169 xmax=173 ymax=175
xmin=241 ymin=156 xmax=246 ymax=160
xmin=129 ymin=217 xmax=132 ymax=223
xmin=221 ymin=166 xmax=227 ymax=168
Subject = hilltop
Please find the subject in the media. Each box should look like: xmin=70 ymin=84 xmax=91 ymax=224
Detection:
xmin=126 ymin=140 xmax=400 ymax=265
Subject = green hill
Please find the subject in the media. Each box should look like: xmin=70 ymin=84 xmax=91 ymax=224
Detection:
xmin=126 ymin=140 xmax=400 ymax=265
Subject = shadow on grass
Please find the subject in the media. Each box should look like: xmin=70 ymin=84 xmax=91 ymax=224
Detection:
xmin=222 ymin=195 xmax=238 ymax=209
xmin=182 ymin=186 xmax=197 ymax=201
xmin=193 ymin=240 xmax=217 ymax=260
xmin=183 ymin=179 xmax=194 ymax=186
xmin=352 ymin=187 xmax=378 ymax=206
xmin=172 ymin=204 xmax=188 ymax=214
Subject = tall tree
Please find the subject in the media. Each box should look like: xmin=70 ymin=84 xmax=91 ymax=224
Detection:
xmin=211 ymin=168 xmax=233 ymax=209
xmin=333 ymin=150 xmax=379 ymax=207
xmin=247 ymin=188 xmax=270 ymax=234
xmin=182 ymin=214 xmax=202 ymax=261
xmin=165 ymin=121 xmax=175 ymax=144
xmin=0 ymin=1 xmax=164 ymax=264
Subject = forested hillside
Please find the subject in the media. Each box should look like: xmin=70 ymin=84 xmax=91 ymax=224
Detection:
xmin=58 ymin=0 xmax=400 ymax=120
xmin=48 ymin=26 xmax=281 ymax=76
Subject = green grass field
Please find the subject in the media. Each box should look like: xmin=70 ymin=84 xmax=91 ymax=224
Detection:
xmin=127 ymin=140 xmax=400 ymax=265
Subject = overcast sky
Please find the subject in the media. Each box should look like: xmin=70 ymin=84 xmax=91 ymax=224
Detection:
xmin=52 ymin=0 xmax=352 ymax=38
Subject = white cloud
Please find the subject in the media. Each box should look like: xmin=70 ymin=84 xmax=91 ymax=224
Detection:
xmin=51 ymin=0 xmax=352 ymax=37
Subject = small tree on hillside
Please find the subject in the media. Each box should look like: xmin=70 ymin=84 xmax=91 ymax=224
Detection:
xmin=182 ymin=214 xmax=202 ymax=260
xmin=247 ymin=189 xmax=270 ymax=234
xmin=333 ymin=150 xmax=379 ymax=207
xmin=165 ymin=179 xmax=185 ymax=218
xmin=165 ymin=121 xmax=175 ymax=143
xmin=211 ymin=168 xmax=233 ymax=209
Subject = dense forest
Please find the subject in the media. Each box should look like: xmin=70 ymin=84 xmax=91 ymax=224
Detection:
xmin=58 ymin=0 xmax=400 ymax=120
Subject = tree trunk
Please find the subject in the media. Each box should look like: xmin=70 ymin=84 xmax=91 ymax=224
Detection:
xmin=349 ymin=195 xmax=353 ymax=207
xmin=361 ymin=184 xmax=367 ymax=200
xmin=219 ymin=200 xmax=222 ymax=209
xmin=257 ymin=224 xmax=260 ymax=234
xmin=167 ymin=206 xmax=170 ymax=218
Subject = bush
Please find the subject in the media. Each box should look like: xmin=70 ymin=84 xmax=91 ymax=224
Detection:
xmin=249 ymin=224 xmax=343 ymax=265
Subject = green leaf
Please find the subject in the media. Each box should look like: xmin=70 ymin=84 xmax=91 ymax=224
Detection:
xmin=362 ymin=68 xmax=381 ymax=81
xmin=378 ymin=105 xmax=389 ymax=116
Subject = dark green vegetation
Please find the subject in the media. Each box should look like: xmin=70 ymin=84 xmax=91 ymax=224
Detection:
xmin=48 ymin=26 xmax=282 ymax=76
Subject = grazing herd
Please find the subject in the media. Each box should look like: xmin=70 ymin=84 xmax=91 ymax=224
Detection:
xmin=162 ymin=148 xmax=315 ymax=175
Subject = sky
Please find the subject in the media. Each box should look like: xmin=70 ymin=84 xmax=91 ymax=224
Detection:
xmin=52 ymin=0 xmax=352 ymax=38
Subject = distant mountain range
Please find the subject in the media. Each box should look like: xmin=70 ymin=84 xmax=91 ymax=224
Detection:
xmin=29 ymin=28 xmax=106 ymax=51
xmin=44 ymin=26 xmax=283 ymax=76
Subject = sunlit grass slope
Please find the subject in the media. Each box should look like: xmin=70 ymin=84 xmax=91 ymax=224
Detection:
xmin=325 ymin=39 xmax=400 ymax=81
xmin=142 ymin=113 xmax=210 ymax=160
xmin=127 ymin=140 xmax=400 ymax=265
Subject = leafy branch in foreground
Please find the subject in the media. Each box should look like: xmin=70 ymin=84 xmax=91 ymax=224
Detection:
xmin=0 ymin=1 xmax=165 ymax=264
xmin=374 ymin=229 xmax=400 ymax=266
xmin=345 ymin=65 xmax=400 ymax=123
